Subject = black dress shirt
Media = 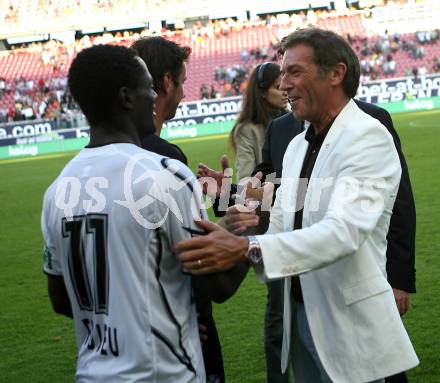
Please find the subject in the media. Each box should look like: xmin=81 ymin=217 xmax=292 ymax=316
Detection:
xmin=291 ymin=123 xmax=332 ymax=303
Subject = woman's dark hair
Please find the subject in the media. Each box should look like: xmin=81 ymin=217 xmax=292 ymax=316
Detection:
xmin=68 ymin=44 xmax=145 ymax=125
xmin=230 ymin=62 xmax=285 ymax=152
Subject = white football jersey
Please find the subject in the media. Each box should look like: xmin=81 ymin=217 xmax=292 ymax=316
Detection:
xmin=42 ymin=143 xmax=206 ymax=383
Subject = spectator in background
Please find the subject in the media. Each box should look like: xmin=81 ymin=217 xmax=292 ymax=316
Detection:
xmin=410 ymin=43 xmax=424 ymax=59
xmin=26 ymin=78 xmax=34 ymax=93
xmin=22 ymin=103 xmax=35 ymax=120
xmin=255 ymin=47 xmax=262 ymax=60
xmin=7 ymin=105 xmax=14 ymax=121
xmin=433 ymin=57 xmax=440 ymax=72
xmin=412 ymin=66 xmax=418 ymax=79
xmin=38 ymin=98 xmax=47 ymax=119
xmin=209 ymin=84 xmax=218 ymax=99
xmin=200 ymin=83 xmax=209 ymax=99
xmin=361 ymin=41 xmax=370 ymax=56
xmin=38 ymin=78 xmax=46 ymax=94
xmin=382 ymin=54 xmax=397 ymax=76
xmin=241 ymin=49 xmax=249 ymax=63
xmin=388 ymin=56 xmax=397 ymax=75
xmin=0 ymin=77 xmax=5 ymax=96
xmin=382 ymin=60 xmax=390 ymax=75
xmin=0 ymin=106 xmax=8 ymax=123
xmin=214 ymin=63 xmax=250 ymax=97
xmin=226 ymin=66 xmax=237 ymax=83
xmin=15 ymin=76 xmax=26 ymax=93
xmin=232 ymin=77 xmax=240 ymax=95
xmin=214 ymin=65 xmax=226 ymax=81
xmin=360 ymin=58 xmax=371 ymax=75
xmin=53 ymin=76 xmax=61 ymax=90
xmin=5 ymin=80 xmax=12 ymax=94
xmin=13 ymin=102 xmax=24 ymax=121
xmin=223 ymin=82 xmax=232 ymax=97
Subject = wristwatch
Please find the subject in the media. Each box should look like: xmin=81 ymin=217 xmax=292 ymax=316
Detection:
xmin=245 ymin=235 xmax=263 ymax=265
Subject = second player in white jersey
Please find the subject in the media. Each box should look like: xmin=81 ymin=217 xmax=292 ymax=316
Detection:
xmin=42 ymin=143 xmax=207 ymax=382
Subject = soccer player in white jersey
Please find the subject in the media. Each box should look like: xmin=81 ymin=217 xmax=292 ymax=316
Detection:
xmin=41 ymin=44 xmax=234 ymax=382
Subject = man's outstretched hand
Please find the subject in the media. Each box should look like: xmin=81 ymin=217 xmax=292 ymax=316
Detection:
xmin=197 ymin=155 xmax=231 ymax=198
xmin=176 ymin=220 xmax=249 ymax=275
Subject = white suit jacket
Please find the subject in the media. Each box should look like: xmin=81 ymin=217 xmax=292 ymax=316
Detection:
xmin=255 ymin=100 xmax=419 ymax=383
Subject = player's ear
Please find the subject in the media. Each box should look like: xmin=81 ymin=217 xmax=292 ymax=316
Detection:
xmin=162 ymin=72 xmax=173 ymax=95
xmin=118 ymin=86 xmax=136 ymax=110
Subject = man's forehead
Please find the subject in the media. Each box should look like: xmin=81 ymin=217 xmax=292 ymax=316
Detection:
xmin=282 ymin=44 xmax=315 ymax=68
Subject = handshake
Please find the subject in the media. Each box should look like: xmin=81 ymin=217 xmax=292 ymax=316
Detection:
xmin=196 ymin=154 xmax=275 ymax=235
xmin=175 ymin=155 xmax=274 ymax=275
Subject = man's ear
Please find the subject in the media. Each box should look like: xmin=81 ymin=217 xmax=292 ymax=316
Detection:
xmin=162 ymin=72 xmax=173 ymax=95
xmin=329 ymin=62 xmax=347 ymax=87
xmin=118 ymin=86 xmax=135 ymax=110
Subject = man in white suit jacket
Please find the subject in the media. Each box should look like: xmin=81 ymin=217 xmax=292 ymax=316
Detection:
xmin=176 ymin=28 xmax=418 ymax=382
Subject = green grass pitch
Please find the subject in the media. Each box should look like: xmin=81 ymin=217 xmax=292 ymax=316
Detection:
xmin=0 ymin=109 xmax=439 ymax=382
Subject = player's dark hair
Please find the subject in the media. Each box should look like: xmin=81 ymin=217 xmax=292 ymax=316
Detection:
xmin=131 ymin=36 xmax=191 ymax=92
xmin=68 ymin=44 xmax=145 ymax=125
xmin=280 ymin=28 xmax=360 ymax=98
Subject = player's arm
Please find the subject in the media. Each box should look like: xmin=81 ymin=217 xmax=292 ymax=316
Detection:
xmin=164 ymin=160 xmax=248 ymax=302
xmin=47 ymin=274 xmax=73 ymax=318
xmin=180 ymin=226 xmax=249 ymax=303
xmin=193 ymin=260 xmax=249 ymax=303
xmin=42 ymin=193 xmax=73 ymax=319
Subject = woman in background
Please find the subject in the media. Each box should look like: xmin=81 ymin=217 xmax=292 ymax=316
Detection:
xmin=230 ymin=62 xmax=290 ymax=383
xmin=230 ymin=62 xmax=288 ymax=181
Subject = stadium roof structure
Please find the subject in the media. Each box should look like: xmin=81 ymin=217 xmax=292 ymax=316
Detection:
xmin=0 ymin=0 xmax=336 ymax=41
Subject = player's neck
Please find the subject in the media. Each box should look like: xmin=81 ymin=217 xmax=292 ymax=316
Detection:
xmin=153 ymin=104 xmax=167 ymax=136
xmin=154 ymin=116 xmax=164 ymax=136
xmin=88 ymin=121 xmax=141 ymax=147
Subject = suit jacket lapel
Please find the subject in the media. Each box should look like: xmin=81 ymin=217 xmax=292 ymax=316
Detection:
xmin=282 ymin=134 xmax=308 ymax=231
xmin=302 ymin=100 xmax=360 ymax=223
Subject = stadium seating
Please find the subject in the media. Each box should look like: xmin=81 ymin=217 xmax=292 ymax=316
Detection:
xmin=1 ymin=11 xmax=440 ymax=120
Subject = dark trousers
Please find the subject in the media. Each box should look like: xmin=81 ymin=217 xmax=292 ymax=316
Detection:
xmin=264 ymin=279 xmax=289 ymax=383
xmin=386 ymin=373 xmax=409 ymax=383
xmin=263 ymin=279 xmax=408 ymax=383
xmin=201 ymin=316 xmax=225 ymax=383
